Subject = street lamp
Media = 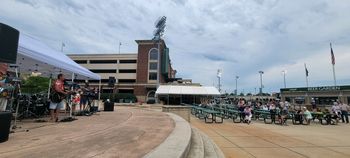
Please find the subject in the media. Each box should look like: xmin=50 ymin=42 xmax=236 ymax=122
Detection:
xmin=235 ymin=76 xmax=239 ymax=96
xmin=258 ymin=71 xmax=264 ymax=95
xmin=282 ymin=70 xmax=287 ymax=88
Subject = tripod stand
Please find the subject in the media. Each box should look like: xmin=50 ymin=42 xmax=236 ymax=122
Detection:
xmin=9 ymin=65 xmax=23 ymax=130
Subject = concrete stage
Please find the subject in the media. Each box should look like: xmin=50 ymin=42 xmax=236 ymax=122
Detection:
xmin=0 ymin=107 xmax=174 ymax=158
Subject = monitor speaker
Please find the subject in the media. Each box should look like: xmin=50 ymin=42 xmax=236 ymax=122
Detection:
xmin=0 ymin=23 xmax=19 ymax=64
xmin=108 ymin=76 xmax=116 ymax=87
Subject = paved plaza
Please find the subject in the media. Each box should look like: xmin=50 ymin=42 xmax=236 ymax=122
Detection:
xmin=0 ymin=107 xmax=174 ymax=158
xmin=191 ymin=115 xmax=350 ymax=158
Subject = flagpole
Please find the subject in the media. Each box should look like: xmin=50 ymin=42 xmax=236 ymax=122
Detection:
xmin=330 ymin=43 xmax=337 ymax=86
xmin=304 ymin=63 xmax=309 ymax=88
xmin=332 ymin=65 xmax=336 ymax=86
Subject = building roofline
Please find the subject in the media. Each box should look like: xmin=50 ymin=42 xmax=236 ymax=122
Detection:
xmin=135 ymin=39 xmax=166 ymax=47
xmin=67 ymin=53 xmax=137 ymax=56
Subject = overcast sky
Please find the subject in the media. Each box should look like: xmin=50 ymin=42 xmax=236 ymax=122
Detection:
xmin=1 ymin=0 xmax=350 ymax=94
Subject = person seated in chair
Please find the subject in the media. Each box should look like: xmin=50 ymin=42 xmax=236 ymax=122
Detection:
xmin=302 ymin=107 xmax=312 ymax=125
xmin=243 ymin=106 xmax=252 ymax=124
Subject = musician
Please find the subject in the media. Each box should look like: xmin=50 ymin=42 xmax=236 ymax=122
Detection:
xmin=49 ymin=74 xmax=67 ymax=122
xmin=80 ymin=82 xmax=89 ymax=111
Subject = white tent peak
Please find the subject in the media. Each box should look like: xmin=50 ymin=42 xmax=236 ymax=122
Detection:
xmin=156 ymin=85 xmax=221 ymax=95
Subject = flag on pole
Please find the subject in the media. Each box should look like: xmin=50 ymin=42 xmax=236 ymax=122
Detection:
xmin=304 ymin=63 xmax=309 ymax=77
xmin=330 ymin=43 xmax=335 ymax=65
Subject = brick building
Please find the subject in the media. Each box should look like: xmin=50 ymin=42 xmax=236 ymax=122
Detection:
xmin=68 ymin=39 xmax=176 ymax=102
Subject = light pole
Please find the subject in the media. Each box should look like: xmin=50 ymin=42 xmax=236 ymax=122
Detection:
xmin=259 ymin=71 xmax=264 ymax=95
xmin=235 ymin=76 xmax=239 ymax=96
xmin=282 ymin=70 xmax=287 ymax=88
xmin=217 ymin=69 xmax=222 ymax=93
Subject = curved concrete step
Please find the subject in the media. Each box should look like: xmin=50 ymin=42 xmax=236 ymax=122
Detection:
xmin=144 ymin=112 xmax=192 ymax=158
xmin=187 ymin=127 xmax=225 ymax=158
xmin=187 ymin=128 xmax=205 ymax=158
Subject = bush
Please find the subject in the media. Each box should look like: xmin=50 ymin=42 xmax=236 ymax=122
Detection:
xmin=99 ymin=93 xmax=137 ymax=103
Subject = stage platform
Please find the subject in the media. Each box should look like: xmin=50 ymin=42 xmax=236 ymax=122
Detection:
xmin=0 ymin=107 xmax=175 ymax=158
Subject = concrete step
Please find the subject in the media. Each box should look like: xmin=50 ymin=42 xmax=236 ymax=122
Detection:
xmin=187 ymin=128 xmax=205 ymax=158
xmin=144 ymin=113 xmax=191 ymax=158
xmin=187 ymin=127 xmax=225 ymax=158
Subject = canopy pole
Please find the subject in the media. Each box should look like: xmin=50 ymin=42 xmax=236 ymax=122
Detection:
xmin=69 ymin=73 xmax=74 ymax=117
xmin=47 ymin=74 xmax=52 ymax=99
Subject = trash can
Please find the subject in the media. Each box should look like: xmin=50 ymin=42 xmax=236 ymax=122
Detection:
xmin=0 ymin=111 xmax=12 ymax=143
xmin=104 ymin=102 xmax=114 ymax=111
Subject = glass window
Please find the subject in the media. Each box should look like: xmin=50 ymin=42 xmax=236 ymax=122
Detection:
xmin=150 ymin=49 xmax=158 ymax=60
xmin=119 ymin=69 xmax=136 ymax=73
xmin=149 ymin=62 xmax=157 ymax=70
xmin=119 ymin=60 xmax=137 ymax=64
xmin=149 ymin=72 xmax=157 ymax=80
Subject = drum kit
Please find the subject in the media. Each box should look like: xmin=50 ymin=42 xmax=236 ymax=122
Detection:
xmin=1 ymin=84 xmax=49 ymax=119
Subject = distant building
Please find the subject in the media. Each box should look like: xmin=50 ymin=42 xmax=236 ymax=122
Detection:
xmin=68 ymin=40 xmax=177 ymax=102
xmin=280 ymin=85 xmax=350 ymax=105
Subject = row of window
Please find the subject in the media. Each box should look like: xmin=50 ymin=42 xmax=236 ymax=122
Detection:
xmin=76 ymin=79 xmax=136 ymax=83
xmin=74 ymin=60 xmax=137 ymax=64
xmin=89 ymin=69 xmax=136 ymax=73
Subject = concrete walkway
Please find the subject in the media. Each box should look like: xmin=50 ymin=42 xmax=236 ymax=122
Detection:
xmin=190 ymin=116 xmax=350 ymax=158
xmin=0 ymin=107 xmax=174 ymax=158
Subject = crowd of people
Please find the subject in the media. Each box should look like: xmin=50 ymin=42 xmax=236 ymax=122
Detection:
xmin=198 ymin=97 xmax=350 ymax=126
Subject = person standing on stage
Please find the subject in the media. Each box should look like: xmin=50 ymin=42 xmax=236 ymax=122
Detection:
xmin=49 ymin=74 xmax=67 ymax=122
xmin=80 ymin=82 xmax=89 ymax=111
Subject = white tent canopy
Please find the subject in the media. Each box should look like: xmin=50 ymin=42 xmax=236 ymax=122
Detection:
xmin=14 ymin=33 xmax=100 ymax=80
xmin=156 ymin=85 xmax=221 ymax=96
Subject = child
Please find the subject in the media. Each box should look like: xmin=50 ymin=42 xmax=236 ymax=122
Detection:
xmin=244 ymin=106 xmax=252 ymax=124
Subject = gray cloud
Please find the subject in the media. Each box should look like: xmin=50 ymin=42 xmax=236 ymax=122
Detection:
xmin=1 ymin=0 xmax=350 ymax=93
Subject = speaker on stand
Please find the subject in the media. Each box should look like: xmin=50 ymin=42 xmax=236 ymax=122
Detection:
xmin=0 ymin=23 xmax=19 ymax=143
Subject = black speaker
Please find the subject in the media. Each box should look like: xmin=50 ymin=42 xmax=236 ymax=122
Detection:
xmin=108 ymin=76 xmax=116 ymax=87
xmin=104 ymin=102 xmax=114 ymax=111
xmin=0 ymin=112 xmax=12 ymax=143
xmin=0 ymin=23 xmax=19 ymax=64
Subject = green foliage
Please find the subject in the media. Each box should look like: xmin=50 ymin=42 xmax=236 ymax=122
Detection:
xmin=100 ymin=93 xmax=137 ymax=103
xmin=21 ymin=76 xmax=50 ymax=94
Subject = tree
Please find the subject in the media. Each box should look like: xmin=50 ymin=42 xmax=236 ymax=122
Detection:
xmin=239 ymin=92 xmax=244 ymax=96
xmin=21 ymin=76 xmax=50 ymax=93
xmin=246 ymin=93 xmax=252 ymax=96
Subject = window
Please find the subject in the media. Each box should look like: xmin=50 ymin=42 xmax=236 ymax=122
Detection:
xmin=119 ymin=60 xmax=137 ymax=64
xmin=90 ymin=60 xmax=118 ymax=64
xmin=89 ymin=69 xmax=117 ymax=73
xmin=119 ymin=69 xmax=136 ymax=73
xmin=149 ymin=49 xmax=158 ymax=60
xmin=149 ymin=62 xmax=157 ymax=70
xmin=74 ymin=60 xmax=87 ymax=64
xmin=118 ymin=79 xmax=136 ymax=83
xmin=149 ymin=72 xmax=157 ymax=80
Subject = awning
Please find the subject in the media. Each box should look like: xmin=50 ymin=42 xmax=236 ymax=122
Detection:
xmin=12 ymin=33 xmax=100 ymax=80
xmin=156 ymin=85 xmax=221 ymax=96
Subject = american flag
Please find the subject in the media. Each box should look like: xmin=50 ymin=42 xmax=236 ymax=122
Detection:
xmin=330 ymin=43 xmax=335 ymax=65
xmin=304 ymin=63 xmax=309 ymax=77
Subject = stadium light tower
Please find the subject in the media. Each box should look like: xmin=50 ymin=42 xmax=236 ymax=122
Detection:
xmin=282 ymin=70 xmax=287 ymax=88
xmin=259 ymin=71 xmax=264 ymax=95
xmin=153 ymin=16 xmax=166 ymax=103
